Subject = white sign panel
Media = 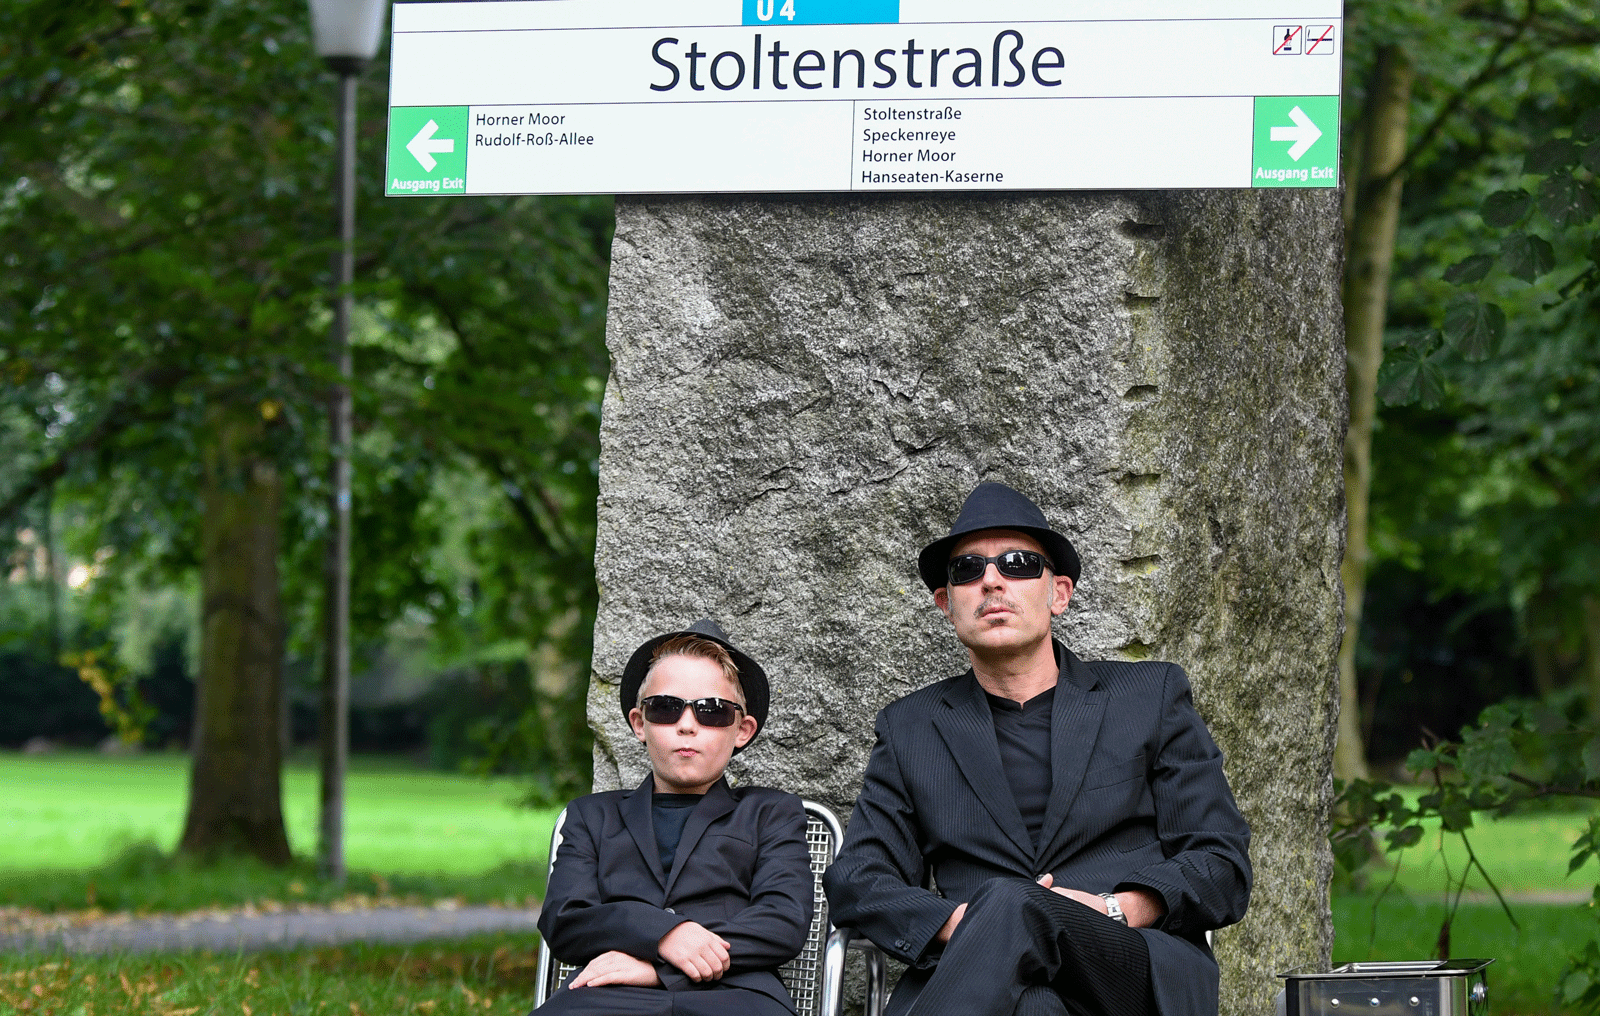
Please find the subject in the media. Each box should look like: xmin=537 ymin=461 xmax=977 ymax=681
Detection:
xmin=385 ymin=0 xmax=1342 ymax=196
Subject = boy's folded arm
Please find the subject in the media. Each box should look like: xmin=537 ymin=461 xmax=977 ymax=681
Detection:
xmin=549 ymin=900 xmax=691 ymax=962
xmin=537 ymin=806 xmax=689 ymax=964
xmin=698 ymin=796 xmax=815 ymax=972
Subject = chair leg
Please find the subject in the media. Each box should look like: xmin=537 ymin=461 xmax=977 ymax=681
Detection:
xmin=821 ymin=929 xmax=850 ymax=1016
xmin=864 ymin=945 xmax=887 ymax=1016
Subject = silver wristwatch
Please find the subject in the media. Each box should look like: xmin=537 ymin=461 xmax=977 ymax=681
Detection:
xmin=1100 ymin=893 xmax=1127 ymax=925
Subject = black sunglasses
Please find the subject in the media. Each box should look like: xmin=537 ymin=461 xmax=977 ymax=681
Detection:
xmin=639 ymin=695 xmax=746 ymax=727
xmin=947 ymin=550 xmax=1051 ymax=586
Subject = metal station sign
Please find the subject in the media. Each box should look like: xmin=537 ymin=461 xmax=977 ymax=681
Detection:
xmin=384 ymin=0 xmax=1343 ymax=196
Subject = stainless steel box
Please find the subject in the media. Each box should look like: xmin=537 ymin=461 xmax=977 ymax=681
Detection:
xmin=1278 ymin=960 xmax=1493 ymax=1016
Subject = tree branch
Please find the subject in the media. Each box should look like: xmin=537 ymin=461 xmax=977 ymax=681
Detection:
xmin=1361 ymin=1 xmax=1538 ymax=203
xmin=0 ymin=367 xmax=186 ymax=530
xmin=1505 ymin=771 xmax=1600 ymax=799
xmin=479 ymin=455 xmax=561 ymax=559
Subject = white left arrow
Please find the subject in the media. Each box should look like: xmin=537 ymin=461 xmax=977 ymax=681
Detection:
xmin=406 ymin=119 xmax=454 ymax=172
xmin=1270 ymin=106 xmax=1323 ymax=162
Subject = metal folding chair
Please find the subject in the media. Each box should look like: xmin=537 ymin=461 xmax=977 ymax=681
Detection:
xmin=531 ymin=799 xmax=887 ymax=1016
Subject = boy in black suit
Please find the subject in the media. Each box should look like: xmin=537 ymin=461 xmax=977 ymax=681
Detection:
xmin=535 ymin=620 xmax=813 ymax=1015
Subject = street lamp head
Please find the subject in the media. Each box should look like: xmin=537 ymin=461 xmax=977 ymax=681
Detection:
xmin=308 ymin=0 xmax=387 ymax=71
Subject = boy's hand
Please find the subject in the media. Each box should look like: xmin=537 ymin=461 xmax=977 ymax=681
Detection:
xmin=658 ymin=921 xmax=732 ymax=981
xmin=568 ymin=951 xmax=661 ymax=989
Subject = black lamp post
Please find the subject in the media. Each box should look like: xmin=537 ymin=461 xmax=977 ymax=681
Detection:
xmin=307 ymin=0 xmax=385 ymax=883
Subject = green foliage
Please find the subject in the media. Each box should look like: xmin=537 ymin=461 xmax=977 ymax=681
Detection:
xmin=63 ymin=647 xmax=155 ymax=746
xmin=0 ymin=0 xmax=613 ymax=792
xmin=1334 ymin=689 xmax=1600 ymax=995
xmin=1352 ymin=0 xmax=1600 ymax=720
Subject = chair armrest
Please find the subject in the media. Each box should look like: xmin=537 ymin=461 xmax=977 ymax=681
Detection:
xmin=844 ymin=929 xmax=884 ymax=958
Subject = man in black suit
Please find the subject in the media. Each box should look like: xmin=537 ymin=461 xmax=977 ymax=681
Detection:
xmin=824 ymin=483 xmax=1252 ymax=1016
xmin=535 ymin=620 xmax=813 ymax=1015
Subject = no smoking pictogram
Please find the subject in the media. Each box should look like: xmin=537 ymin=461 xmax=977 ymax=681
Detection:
xmin=1304 ymin=25 xmax=1335 ymax=54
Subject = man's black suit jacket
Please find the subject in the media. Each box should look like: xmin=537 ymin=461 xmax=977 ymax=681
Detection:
xmin=538 ymin=775 xmax=814 ymax=1010
xmin=823 ymin=643 xmax=1251 ymax=1016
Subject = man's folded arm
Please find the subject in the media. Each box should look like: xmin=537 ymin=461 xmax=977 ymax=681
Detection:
xmin=536 ymin=806 xmax=688 ymax=965
xmin=1118 ymin=664 xmax=1253 ymax=937
xmin=823 ymin=715 xmax=958 ymax=967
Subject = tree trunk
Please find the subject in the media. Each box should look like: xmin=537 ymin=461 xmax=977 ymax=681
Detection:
xmin=1335 ymin=45 xmax=1414 ymax=782
xmin=590 ymin=189 xmax=1346 ymax=1016
xmin=1583 ymin=596 xmax=1600 ymax=719
xmin=1526 ymin=583 xmax=1564 ymax=696
xmin=179 ymin=401 xmax=291 ymax=864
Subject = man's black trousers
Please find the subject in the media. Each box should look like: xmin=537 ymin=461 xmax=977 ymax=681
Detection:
xmin=899 ymin=877 xmax=1155 ymax=1016
xmin=533 ymin=983 xmax=794 ymax=1016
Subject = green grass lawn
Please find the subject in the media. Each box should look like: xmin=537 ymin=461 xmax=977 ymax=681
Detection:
xmin=4 ymin=750 xmax=1599 ymax=1015
xmin=1365 ymin=805 xmax=1600 ymax=897
xmin=0 ymin=932 xmax=544 ymax=1016
xmin=0 ymin=751 xmax=560 ymax=873
xmin=1333 ymin=892 xmax=1594 ymax=1014
xmin=0 ymin=751 xmax=560 ymax=913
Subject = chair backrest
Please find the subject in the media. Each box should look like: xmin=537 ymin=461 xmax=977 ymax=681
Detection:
xmin=533 ymin=799 xmax=843 ymax=1016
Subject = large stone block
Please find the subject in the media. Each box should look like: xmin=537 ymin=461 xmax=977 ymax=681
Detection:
xmin=590 ymin=191 xmax=1345 ymax=1013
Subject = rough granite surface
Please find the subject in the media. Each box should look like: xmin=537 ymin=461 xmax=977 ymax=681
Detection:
xmin=589 ymin=192 xmax=1345 ymax=1015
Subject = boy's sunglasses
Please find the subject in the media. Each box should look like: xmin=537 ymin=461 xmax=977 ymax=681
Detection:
xmin=639 ymin=695 xmax=746 ymax=727
xmin=947 ymin=550 xmax=1051 ymax=586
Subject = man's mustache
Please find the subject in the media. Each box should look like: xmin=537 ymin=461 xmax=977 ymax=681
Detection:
xmin=975 ymin=596 xmax=1022 ymax=619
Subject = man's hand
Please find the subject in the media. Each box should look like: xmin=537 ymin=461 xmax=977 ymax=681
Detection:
xmin=658 ymin=921 xmax=732 ymax=981
xmin=935 ymin=902 xmax=968 ymax=943
xmin=1035 ymin=874 xmax=1167 ymax=928
xmin=568 ymin=951 xmax=661 ymax=989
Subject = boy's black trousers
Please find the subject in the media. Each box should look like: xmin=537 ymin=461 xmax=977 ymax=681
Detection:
xmin=533 ymin=983 xmax=793 ymax=1016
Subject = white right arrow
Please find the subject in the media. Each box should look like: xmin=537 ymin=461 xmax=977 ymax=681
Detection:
xmin=406 ymin=119 xmax=455 ymax=173
xmin=1270 ymin=106 xmax=1323 ymax=162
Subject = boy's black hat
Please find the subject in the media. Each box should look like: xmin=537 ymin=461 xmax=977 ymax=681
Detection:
xmin=619 ymin=619 xmax=770 ymax=753
xmin=917 ymin=482 xmax=1082 ymax=591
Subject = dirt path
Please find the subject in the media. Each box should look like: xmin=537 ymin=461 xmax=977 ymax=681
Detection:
xmin=0 ymin=902 xmax=541 ymax=954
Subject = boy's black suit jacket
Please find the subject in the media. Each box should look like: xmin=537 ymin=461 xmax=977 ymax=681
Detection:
xmin=538 ymin=776 xmax=813 ymax=1010
xmin=822 ymin=643 xmax=1252 ymax=1016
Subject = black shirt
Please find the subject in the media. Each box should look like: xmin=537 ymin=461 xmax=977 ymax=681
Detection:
xmin=652 ymin=792 xmax=702 ymax=873
xmin=985 ymin=685 xmax=1056 ymax=850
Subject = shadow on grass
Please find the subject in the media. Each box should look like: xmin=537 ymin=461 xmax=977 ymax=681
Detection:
xmin=0 ymin=931 xmax=546 ymax=1015
xmin=0 ymin=841 xmax=547 ymax=914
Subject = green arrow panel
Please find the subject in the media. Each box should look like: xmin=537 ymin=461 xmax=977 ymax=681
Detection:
xmin=1252 ymin=95 xmax=1338 ymax=188
xmin=387 ymin=106 xmax=470 ymax=197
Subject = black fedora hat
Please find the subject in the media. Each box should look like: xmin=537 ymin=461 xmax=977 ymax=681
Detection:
xmin=917 ymin=482 xmax=1082 ymax=591
xmin=618 ymin=619 xmax=770 ymax=752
